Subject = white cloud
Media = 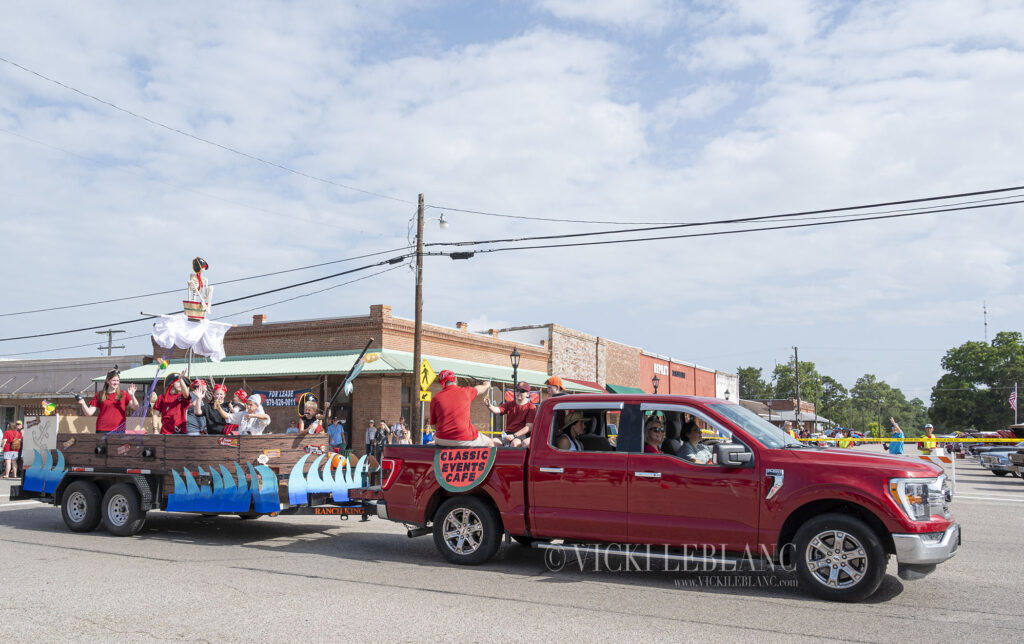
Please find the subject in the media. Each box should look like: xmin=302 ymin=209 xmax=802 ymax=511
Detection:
xmin=2 ymin=1 xmax=1024 ymax=399
xmin=534 ymin=0 xmax=679 ymax=31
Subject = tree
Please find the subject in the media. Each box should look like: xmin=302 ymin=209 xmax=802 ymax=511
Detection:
xmin=931 ymin=331 xmax=1024 ymax=431
xmin=849 ymin=374 xmax=928 ymax=436
xmin=737 ymin=366 xmax=772 ymax=400
xmin=772 ymin=359 xmax=823 ymax=408
xmin=820 ymin=376 xmax=849 ymax=430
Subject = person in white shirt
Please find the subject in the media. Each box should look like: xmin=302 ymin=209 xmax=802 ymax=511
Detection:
xmin=365 ymin=420 xmax=377 ymax=458
xmin=217 ymin=394 xmax=271 ymax=435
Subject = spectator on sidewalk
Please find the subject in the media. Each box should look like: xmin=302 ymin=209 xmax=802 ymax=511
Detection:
xmin=327 ymin=416 xmax=346 ymax=452
xmin=3 ymin=421 xmax=23 ymax=478
xmin=364 ymin=419 xmax=377 ymax=459
xmin=889 ymin=418 xmax=905 ymax=455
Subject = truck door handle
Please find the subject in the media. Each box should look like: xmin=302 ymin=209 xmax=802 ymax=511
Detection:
xmin=634 ymin=471 xmax=662 ymax=479
xmin=539 ymin=467 xmax=564 ymax=474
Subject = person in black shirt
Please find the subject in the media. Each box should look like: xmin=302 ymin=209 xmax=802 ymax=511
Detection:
xmin=204 ymin=384 xmax=230 ymax=435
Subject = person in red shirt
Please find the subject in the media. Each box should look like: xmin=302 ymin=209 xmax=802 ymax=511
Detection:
xmin=430 ymin=370 xmax=500 ymax=447
xmin=3 ymin=421 xmax=23 ymax=478
xmin=153 ymin=374 xmax=191 ymax=434
xmin=76 ymin=369 xmax=139 ymax=433
xmin=484 ymin=381 xmax=536 ymax=447
xmin=643 ymin=415 xmax=665 ymax=454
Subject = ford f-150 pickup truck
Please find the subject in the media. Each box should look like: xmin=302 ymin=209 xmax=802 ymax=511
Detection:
xmin=366 ymin=394 xmax=960 ymax=602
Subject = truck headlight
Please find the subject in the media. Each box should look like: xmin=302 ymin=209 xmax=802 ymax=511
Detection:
xmin=889 ymin=476 xmax=950 ymax=521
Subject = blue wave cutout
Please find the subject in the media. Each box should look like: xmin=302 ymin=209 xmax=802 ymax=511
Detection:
xmin=23 ymin=449 xmax=67 ymax=493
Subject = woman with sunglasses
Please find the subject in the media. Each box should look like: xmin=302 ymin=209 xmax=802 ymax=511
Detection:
xmin=76 ymin=369 xmax=139 ymax=433
xmin=644 ymin=416 xmax=665 ymax=454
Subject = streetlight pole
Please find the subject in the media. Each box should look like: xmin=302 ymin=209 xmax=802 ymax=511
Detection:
xmin=652 ymin=374 xmax=660 ymax=394
xmin=510 ymin=347 xmax=520 ymax=392
xmin=411 ymin=194 xmax=425 ymax=444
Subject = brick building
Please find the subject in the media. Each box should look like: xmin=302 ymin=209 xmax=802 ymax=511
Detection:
xmin=7 ymin=303 xmax=740 ymax=454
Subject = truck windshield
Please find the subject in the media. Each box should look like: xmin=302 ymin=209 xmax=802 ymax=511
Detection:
xmin=708 ymin=403 xmax=803 ymax=449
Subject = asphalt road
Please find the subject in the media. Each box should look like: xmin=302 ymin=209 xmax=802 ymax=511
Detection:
xmin=0 ymin=448 xmax=1021 ymax=643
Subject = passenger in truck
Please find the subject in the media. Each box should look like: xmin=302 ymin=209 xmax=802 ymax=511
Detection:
xmin=554 ymin=411 xmax=586 ymax=452
xmin=681 ymin=422 xmax=713 ymax=464
xmin=643 ymin=416 xmax=665 ymax=454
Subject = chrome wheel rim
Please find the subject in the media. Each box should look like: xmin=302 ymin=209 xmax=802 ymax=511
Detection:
xmin=442 ymin=507 xmax=483 ymax=555
xmin=67 ymin=491 xmax=88 ymax=523
xmin=805 ymin=529 xmax=868 ymax=589
xmin=107 ymin=494 xmax=130 ymax=527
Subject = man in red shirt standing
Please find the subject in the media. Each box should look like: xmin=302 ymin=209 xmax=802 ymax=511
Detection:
xmin=484 ymin=381 xmax=536 ymax=447
xmin=430 ymin=370 xmax=500 ymax=447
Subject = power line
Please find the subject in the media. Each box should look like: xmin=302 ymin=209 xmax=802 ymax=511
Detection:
xmin=0 ymin=55 xmax=414 ymax=206
xmin=0 ymin=252 xmax=413 ymax=342
xmin=0 ymin=127 xmax=409 ymax=237
xmin=0 ymin=266 xmax=404 ymax=358
xmin=440 ymin=197 xmax=1024 ymax=254
xmin=426 ymin=187 xmax=1024 ymax=247
xmin=0 ymin=245 xmax=410 ymax=318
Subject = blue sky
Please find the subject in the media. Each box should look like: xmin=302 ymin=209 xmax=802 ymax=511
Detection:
xmin=2 ymin=0 xmax=1024 ymax=406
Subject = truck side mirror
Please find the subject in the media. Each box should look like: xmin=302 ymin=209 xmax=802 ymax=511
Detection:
xmin=714 ymin=443 xmax=752 ymax=467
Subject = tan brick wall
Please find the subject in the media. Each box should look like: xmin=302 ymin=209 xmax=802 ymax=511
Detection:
xmin=604 ymin=340 xmax=641 ymax=388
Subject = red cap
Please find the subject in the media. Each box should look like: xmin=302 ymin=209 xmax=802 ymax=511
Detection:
xmin=234 ymin=389 xmax=248 ymax=403
xmin=191 ymin=379 xmax=207 ymax=389
xmin=438 ymin=369 xmax=457 ymax=386
xmin=213 ymin=384 xmax=228 ymax=394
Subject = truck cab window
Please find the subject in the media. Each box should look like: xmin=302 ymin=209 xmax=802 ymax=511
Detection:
xmin=550 ymin=407 xmax=623 ymax=453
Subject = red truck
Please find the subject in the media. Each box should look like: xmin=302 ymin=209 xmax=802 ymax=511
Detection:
xmin=362 ymin=394 xmax=960 ymax=602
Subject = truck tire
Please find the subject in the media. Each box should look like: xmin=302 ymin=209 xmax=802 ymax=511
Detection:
xmin=432 ymin=496 xmax=501 ymax=565
xmin=793 ymin=513 xmax=887 ymax=602
xmin=61 ymin=480 xmax=102 ymax=532
xmin=101 ymin=483 xmax=147 ymax=536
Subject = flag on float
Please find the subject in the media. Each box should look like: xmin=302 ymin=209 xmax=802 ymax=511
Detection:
xmin=1010 ymin=386 xmax=1018 ymax=411
xmin=341 ymin=339 xmax=378 ymax=396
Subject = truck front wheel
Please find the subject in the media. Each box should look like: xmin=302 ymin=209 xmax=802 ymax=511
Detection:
xmin=432 ymin=496 xmax=501 ymax=565
xmin=793 ymin=513 xmax=887 ymax=602
xmin=101 ymin=483 xmax=147 ymax=536
xmin=61 ymin=480 xmax=102 ymax=532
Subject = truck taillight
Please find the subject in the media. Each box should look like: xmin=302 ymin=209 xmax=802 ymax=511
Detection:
xmin=381 ymin=457 xmax=403 ymax=490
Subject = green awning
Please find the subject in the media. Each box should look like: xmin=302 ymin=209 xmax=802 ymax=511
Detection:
xmin=605 ymin=383 xmax=646 ymax=394
xmin=105 ymin=349 xmax=604 ymax=393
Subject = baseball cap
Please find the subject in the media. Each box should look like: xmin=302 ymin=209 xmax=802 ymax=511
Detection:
xmin=924 ymin=423 xmax=934 ymax=429
xmin=516 ymin=381 xmax=531 ymax=392
xmin=546 ymin=376 xmax=564 ymax=389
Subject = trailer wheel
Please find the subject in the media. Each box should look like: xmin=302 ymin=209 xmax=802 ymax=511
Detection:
xmin=61 ymin=480 xmax=102 ymax=532
xmin=433 ymin=496 xmax=501 ymax=565
xmin=101 ymin=483 xmax=147 ymax=536
xmin=793 ymin=513 xmax=887 ymax=602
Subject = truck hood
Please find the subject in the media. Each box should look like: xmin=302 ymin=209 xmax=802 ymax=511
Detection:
xmin=785 ymin=447 xmax=943 ymax=477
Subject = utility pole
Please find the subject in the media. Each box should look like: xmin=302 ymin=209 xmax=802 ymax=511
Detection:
xmin=411 ymin=193 xmax=425 ymax=444
xmin=96 ymin=329 xmax=125 ymax=356
xmin=793 ymin=346 xmax=801 ymax=434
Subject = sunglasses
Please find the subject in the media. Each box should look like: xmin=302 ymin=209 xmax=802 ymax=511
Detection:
xmin=648 ymin=426 xmax=665 ymax=432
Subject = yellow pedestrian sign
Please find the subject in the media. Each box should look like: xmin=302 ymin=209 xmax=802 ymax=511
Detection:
xmin=419 ymin=390 xmax=432 ymax=402
xmin=419 ymin=359 xmax=437 ymax=391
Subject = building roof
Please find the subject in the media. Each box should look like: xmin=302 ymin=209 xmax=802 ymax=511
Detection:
xmin=605 ymin=383 xmax=646 ymax=394
xmin=106 ymin=349 xmax=604 ymax=393
xmin=766 ymin=409 xmax=832 ymax=423
xmin=0 ymin=355 xmax=147 ymax=398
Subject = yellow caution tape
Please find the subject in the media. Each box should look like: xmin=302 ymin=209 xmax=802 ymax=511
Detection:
xmin=798 ymin=437 xmax=1023 ymax=443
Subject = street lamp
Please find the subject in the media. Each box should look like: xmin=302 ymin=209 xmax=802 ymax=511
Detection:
xmin=510 ymin=347 xmax=520 ymax=395
xmin=724 ymin=388 xmax=730 ymax=401
xmin=652 ymin=374 xmax=660 ymax=394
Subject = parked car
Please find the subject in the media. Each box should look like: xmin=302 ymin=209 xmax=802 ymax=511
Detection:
xmin=979 ymin=442 xmax=1024 ymax=476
